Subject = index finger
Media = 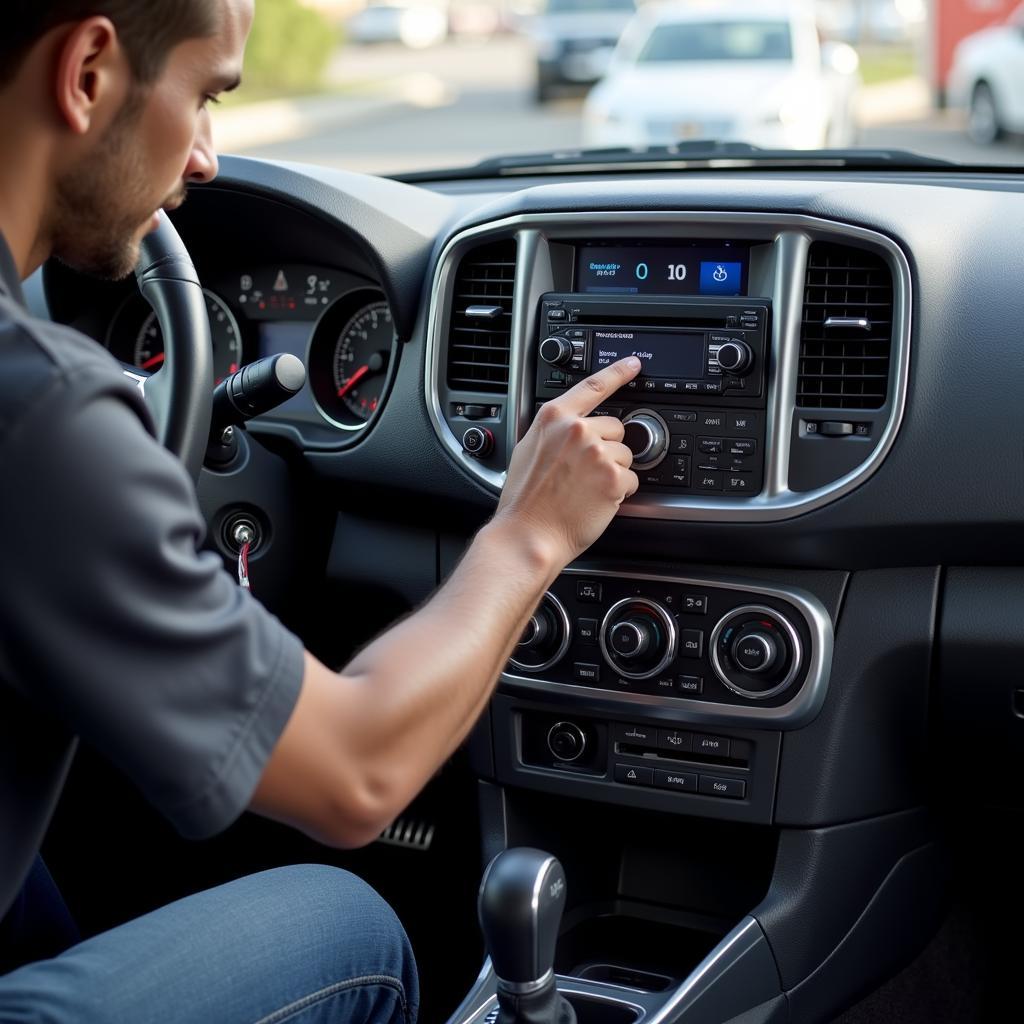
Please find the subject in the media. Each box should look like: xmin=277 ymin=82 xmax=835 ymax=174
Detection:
xmin=555 ymin=356 xmax=642 ymax=416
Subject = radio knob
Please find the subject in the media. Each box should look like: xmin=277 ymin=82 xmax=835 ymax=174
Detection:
xmin=716 ymin=341 xmax=753 ymax=375
xmin=539 ymin=336 xmax=573 ymax=367
xmin=622 ymin=412 xmax=668 ymax=470
xmin=731 ymin=631 xmax=779 ymax=674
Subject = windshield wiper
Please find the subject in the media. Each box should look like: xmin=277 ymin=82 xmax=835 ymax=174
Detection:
xmin=396 ymin=141 xmax=957 ymax=181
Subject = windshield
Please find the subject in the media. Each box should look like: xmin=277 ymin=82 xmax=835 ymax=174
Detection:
xmin=545 ymin=0 xmax=635 ymax=13
xmin=211 ymin=0 xmax=1024 ymax=175
xmin=636 ymin=22 xmax=793 ymax=64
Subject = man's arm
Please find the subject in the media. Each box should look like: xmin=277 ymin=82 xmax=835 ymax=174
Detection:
xmin=251 ymin=357 xmax=641 ymax=847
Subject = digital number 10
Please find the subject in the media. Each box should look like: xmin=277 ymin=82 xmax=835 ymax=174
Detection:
xmin=667 ymin=264 xmax=687 ymax=281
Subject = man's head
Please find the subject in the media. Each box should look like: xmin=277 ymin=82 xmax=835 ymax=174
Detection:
xmin=2 ymin=1 xmax=253 ymax=278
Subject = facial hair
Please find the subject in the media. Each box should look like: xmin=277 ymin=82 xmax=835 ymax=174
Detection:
xmin=51 ymin=93 xmax=185 ymax=281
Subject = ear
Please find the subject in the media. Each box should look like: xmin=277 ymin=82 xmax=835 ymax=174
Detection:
xmin=53 ymin=16 xmax=130 ymax=136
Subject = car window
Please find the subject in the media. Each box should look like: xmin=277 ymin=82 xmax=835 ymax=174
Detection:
xmin=634 ymin=21 xmax=793 ymax=64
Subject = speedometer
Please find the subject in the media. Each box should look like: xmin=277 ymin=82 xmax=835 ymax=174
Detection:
xmin=108 ymin=289 xmax=244 ymax=385
xmin=134 ymin=290 xmax=243 ymax=384
xmin=309 ymin=290 xmax=396 ymax=431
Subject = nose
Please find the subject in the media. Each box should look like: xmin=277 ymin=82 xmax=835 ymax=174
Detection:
xmin=185 ymin=108 xmax=219 ymax=184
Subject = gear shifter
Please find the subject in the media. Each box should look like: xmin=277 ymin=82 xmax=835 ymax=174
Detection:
xmin=478 ymin=849 xmax=576 ymax=1024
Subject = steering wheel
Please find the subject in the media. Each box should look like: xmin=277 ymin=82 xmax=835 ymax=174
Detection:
xmin=128 ymin=211 xmax=213 ymax=481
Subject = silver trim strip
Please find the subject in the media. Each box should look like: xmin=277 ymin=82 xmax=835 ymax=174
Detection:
xmin=642 ymin=917 xmax=766 ymax=1024
xmin=424 ymin=211 xmax=912 ymax=522
xmin=509 ymin=592 xmax=571 ymax=673
xmin=501 ymin=568 xmax=833 ymax=730
xmin=825 ymin=316 xmax=872 ymax=330
xmin=708 ymin=604 xmax=803 ymax=701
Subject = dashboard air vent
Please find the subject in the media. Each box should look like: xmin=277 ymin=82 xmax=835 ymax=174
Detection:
xmin=446 ymin=239 xmax=517 ymax=393
xmin=798 ymin=242 xmax=894 ymax=410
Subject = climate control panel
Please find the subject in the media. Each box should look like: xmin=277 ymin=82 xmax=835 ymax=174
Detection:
xmin=502 ymin=569 xmax=833 ymax=728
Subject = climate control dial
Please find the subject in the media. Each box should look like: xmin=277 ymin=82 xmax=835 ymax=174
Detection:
xmin=510 ymin=592 xmax=571 ymax=673
xmin=710 ymin=606 xmax=802 ymax=700
xmin=599 ymin=597 xmax=678 ymax=680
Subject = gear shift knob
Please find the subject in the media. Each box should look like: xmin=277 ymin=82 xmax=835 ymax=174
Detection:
xmin=478 ymin=848 xmax=568 ymax=987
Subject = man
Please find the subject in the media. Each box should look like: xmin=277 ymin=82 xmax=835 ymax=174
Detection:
xmin=0 ymin=1 xmax=641 ymax=1020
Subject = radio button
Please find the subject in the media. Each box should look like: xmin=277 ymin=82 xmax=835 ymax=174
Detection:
xmin=641 ymin=470 xmax=668 ymax=487
xmin=696 ymin=471 xmax=723 ymax=491
xmin=700 ymin=381 xmax=723 ymax=395
xmin=681 ymin=629 xmax=705 ymax=658
xmin=726 ymin=474 xmax=756 ymax=493
xmin=576 ymin=618 xmax=599 ymax=644
xmin=699 ymin=437 xmax=724 ymax=454
xmin=728 ymin=414 xmax=758 ymax=431
xmin=658 ymin=729 xmax=692 ymax=754
xmin=547 ymin=309 xmax=567 ymax=321
xmin=668 ymin=410 xmax=698 ymax=424
xmin=728 ymin=438 xmax=757 ymax=457
xmin=701 ymin=413 xmax=726 ymax=428
xmin=670 ymin=435 xmax=692 ymax=454
xmin=589 ymin=406 xmax=624 ymax=419
xmin=682 ymin=381 xmax=701 ymax=393
xmin=670 ymin=456 xmax=691 ymax=487
xmin=641 ymin=379 xmax=659 ymax=392
xmin=681 ymin=594 xmax=708 ymax=615
xmin=576 ymin=580 xmax=602 ymax=603
xmin=660 ymin=380 xmax=681 ymax=393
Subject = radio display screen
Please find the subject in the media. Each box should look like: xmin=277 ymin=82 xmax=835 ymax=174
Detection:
xmin=576 ymin=243 xmax=748 ymax=297
xmin=592 ymin=329 xmax=705 ymax=379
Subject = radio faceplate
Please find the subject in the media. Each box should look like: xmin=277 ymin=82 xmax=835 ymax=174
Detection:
xmin=536 ymin=294 xmax=770 ymax=496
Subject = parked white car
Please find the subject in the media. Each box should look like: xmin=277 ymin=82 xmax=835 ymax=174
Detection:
xmin=948 ymin=2 xmax=1024 ymax=145
xmin=582 ymin=1 xmax=860 ymax=150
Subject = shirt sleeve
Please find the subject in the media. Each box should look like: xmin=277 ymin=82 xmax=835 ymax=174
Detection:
xmin=0 ymin=377 xmax=305 ymax=839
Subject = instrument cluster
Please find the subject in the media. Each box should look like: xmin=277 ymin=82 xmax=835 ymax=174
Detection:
xmin=105 ymin=263 xmax=397 ymax=439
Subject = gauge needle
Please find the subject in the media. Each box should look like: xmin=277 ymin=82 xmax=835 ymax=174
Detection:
xmin=140 ymin=353 xmax=165 ymax=370
xmin=337 ymin=364 xmax=369 ymax=398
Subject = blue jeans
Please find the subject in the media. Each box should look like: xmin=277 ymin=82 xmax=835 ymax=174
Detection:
xmin=0 ymin=864 xmax=419 ymax=1024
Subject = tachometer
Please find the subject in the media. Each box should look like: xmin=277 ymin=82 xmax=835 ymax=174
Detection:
xmin=333 ymin=301 xmax=392 ymax=421
xmin=309 ymin=290 xmax=395 ymax=430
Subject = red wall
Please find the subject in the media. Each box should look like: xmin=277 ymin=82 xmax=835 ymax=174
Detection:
xmin=934 ymin=0 xmax=1017 ymax=87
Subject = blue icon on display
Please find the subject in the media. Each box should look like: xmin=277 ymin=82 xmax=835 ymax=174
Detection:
xmin=700 ymin=261 xmax=742 ymax=295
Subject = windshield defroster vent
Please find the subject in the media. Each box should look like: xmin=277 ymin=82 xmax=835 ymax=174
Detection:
xmin=446 ymin=239 xmax=517 ymax=393
xmin=797 ymin=242 xmax=894 ymax=410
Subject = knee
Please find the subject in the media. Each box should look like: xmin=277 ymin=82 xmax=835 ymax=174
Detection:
xmin=252 ymin=865 xmax=419 ymax=1016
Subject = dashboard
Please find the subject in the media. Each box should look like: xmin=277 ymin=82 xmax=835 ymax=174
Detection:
xmin=30 ymin=155 xmax=1024 ymax=1024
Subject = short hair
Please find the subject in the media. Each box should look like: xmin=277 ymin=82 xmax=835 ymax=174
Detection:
xmin=1 ymin=1 xmax=219 ymax=87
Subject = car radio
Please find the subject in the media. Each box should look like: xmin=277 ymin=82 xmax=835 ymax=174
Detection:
xmin=535 ymin=293 xmax=771 ymax=495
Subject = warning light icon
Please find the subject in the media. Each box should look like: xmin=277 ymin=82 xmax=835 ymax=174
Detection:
xmin=273 ymin=270 xmax=288 ymax=291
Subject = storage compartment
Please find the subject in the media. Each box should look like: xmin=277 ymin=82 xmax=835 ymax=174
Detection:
xmin=564 ymin=993 xmax=641 ymax=1024
xmin=556 ymin=904 xmax=726 ymax=988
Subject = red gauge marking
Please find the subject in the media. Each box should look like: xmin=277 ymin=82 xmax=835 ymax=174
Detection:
xmin=140 ymin=352 xmax=165 ymax=370
xmin=337 ymin=364 xmax=369 ymax=399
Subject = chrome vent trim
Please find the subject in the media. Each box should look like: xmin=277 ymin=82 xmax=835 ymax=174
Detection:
xmin=445 ymin=240 xmax=516 ymax=393
xmin=798 ymin=242 xmax=894 ymax=410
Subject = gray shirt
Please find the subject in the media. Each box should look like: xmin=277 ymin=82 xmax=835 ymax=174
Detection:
xmin=0 ymin=235 xmax=305 ymax=921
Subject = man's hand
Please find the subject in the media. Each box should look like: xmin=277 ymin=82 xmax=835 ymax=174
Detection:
xmin=252 ymin=357 xmax=642 ymax=848
xmin=495 ymin=356 xmax=642 ymax=567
